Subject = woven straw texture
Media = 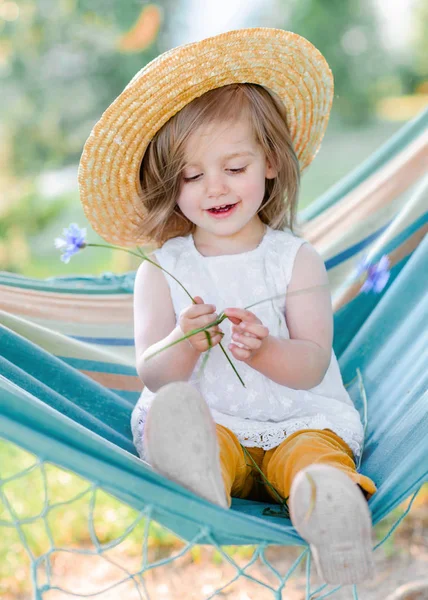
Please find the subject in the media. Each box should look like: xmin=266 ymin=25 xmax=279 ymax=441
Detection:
xmin=78 ymin=28 xmax=334 ymax=246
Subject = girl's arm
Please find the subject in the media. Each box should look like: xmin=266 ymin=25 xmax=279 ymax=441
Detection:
xmin=134 ymin=257 xmax=201 ymax=392
xmin=227 ymin=243 xmax=333 ymax=390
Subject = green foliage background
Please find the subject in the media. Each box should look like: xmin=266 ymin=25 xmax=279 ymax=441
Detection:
xmin=0 ymin=0 xmax=426 ymax=274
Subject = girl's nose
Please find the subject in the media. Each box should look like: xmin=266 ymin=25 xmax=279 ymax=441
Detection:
xmin=206 ymin=173 xmax=228 ymax=199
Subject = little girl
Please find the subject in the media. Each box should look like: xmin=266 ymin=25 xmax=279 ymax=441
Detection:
xmin=79 ymin=28 xmax=377 ymax=586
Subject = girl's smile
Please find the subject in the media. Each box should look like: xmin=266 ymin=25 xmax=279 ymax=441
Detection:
xmin=205 ymin=201 xmax=239 ymax=218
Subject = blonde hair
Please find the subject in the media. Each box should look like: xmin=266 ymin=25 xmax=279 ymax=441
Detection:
xmin=138 ymin=83 xmax=300 ymax=247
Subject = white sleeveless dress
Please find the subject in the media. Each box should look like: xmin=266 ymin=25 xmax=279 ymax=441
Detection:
xmin=131 ymin=226 xmax=364 ymax=461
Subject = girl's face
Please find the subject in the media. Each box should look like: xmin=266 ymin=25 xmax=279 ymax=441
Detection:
xmin=176 ymin=116 xmax=276 ymax=241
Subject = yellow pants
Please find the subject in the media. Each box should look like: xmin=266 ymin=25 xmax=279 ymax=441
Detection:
xmin=216 ymin=425 xmax=377 ymax=506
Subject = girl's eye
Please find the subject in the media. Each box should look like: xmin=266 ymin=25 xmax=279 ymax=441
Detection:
xmin=183 ymin=166 xmax=247 ymax=182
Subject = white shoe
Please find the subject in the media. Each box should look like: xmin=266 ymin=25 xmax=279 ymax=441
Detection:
xmin=289 ymin=464 xmax=375 ymax=585
xmin=143 ymin=382 xmax=229 ymax=509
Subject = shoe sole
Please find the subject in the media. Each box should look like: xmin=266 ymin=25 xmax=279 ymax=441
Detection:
xmin=290 ymin=464 xmax=374 ymax=585
xmin=143 ymin=382 xmax=229 ymax=509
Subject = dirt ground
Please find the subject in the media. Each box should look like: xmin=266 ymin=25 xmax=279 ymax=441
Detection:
xmin=39 ymin=538 xmax=428 ymax=600
xmin=4 ymin=494 xmax=427 ymax=600
xmin=7 ymin=508 xmax=424 ymax=600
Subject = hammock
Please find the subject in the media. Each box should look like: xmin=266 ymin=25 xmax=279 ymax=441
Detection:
xmin=0 ymin=109 xmax=427 ymax=599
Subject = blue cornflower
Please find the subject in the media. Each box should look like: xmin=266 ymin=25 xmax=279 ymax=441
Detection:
xmin=357 ymin=254 xmax=391 ymax=294
xmin=55 ymin=223 xmax=87 ymax=263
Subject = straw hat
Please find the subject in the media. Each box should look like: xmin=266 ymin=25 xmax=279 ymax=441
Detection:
xmin=78 ymin=28 xmax=334 ymax=246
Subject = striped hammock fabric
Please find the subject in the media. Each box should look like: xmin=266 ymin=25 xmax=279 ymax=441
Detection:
xmin=0 ymin=109 xmax=427 ymax=599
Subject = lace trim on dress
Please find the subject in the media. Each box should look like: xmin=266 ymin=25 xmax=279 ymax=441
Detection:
xmin=236 ymin=416 xmax=363 ymax=459
xmin=133 ymin=399 xmax=363 ymax=462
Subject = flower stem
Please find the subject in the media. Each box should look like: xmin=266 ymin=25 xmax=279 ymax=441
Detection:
xmin=145 ymin=313 xmax=245 ymax=387
xmin=244 ymin=283 xmax=330 ymax=311
xmin=87 ymin=243 xmax=194 ymax=301
xmin=87 ymin=243 xmax=244 ymax=386
xmin=241 ymin=445 xmax=289 ymax=517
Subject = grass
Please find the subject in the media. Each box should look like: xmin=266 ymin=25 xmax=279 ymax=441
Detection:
xmin=1 ymin=436 xmax=427 ymax=598
xmin=0 ymin=438 xmax=257 ymax=597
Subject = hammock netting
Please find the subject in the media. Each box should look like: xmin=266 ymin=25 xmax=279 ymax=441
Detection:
xmin=0 ymin=109 xmax=427 ymax=599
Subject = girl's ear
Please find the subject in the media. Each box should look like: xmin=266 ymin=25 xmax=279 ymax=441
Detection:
xmin=265 ymin=158 xmax=277 ymax=179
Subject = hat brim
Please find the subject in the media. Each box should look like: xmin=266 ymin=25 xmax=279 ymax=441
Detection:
xmin=78 ymin=28 xmax=333 ymax=246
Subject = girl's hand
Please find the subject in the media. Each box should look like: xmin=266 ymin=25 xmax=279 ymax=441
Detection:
xmin=223 ymin=307 xmax=269 ymax=362
xmin=178 ymin=296 xmax=223 ymax=353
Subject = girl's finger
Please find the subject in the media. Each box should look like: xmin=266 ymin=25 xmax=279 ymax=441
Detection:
xmin=207 ymin=327 xmax=222 ymax=338
xmin=231 ymin=324 xmax=256 ymax=337
xmin=227 ymin=315 xmax=241 ymax=325
xmin=239 ymin=322 xmax=269 ymax=338
xmin=232 ymin=333 xmax=261 ymax=350
xmin=231 ymin=339 xmax=250 ymax=350
xmin=192 ymin=304 xmax=217 ymax=317
xmin=224 ymin=307 xmax=261 ymax=323
xmin=196 ymin=313 xmax=218 ymax=328
xmin=229 ymin=344 xmax=251 ymax=361
xmin=204 ymin=333 xmax=223 ymax=349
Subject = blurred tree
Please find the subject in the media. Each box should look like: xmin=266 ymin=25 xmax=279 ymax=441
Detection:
xmin=0 ymin=185 xmax=68 ymax=271
xmin=0 ymin=0 xmax=422 ymax=274
xmin=0 ymin=0 xmax=167 ymax=271
xmin=1 ymin=1 xmax=165 ymax=176
xmin=118 ymin=4 xmax=162 ymax=52
xmin=411 ymin=0 xmax=428 ymax=85
xmin=282 ymin=0 xmax=392 ymax=125
xmin=370 ymin=0 xmax=428 ymax=121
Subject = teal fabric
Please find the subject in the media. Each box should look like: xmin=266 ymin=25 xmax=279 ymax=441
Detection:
xmin=301 ymin=107 xmax=428 ymax=221
xmin=0 ymin=234 xmax=426 ymax=546
xmin=340 ymin=235 xmax=428 ymax=523
xmin=0 ymin=271 xmax=136 ymax=293
xmin=0 ymin=109 xmax=427 ymax=551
